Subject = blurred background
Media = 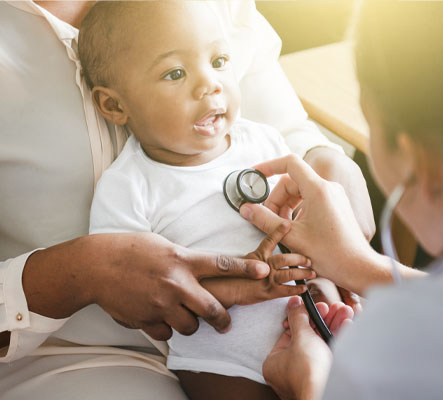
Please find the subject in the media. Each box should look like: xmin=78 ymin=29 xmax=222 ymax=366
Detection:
xmin=256 ymin=0 xmax=354 ymax=54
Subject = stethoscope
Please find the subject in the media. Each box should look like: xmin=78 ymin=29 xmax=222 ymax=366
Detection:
xmin=223 ymin=169 xmax=333 ymax=344
xmin=380 ymin=183 xmax=406 ymax=283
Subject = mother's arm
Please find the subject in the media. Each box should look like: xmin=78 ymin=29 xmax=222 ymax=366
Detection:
xmin=0 ymin=233 xmax=269 ymax=360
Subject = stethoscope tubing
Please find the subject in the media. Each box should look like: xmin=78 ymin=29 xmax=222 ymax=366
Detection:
xmin=278 ymin=243 xmax=332 ymax=344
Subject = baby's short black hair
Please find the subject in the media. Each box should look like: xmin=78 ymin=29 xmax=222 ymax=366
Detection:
xmin=78 ymin=1 xmax=143 ymax=89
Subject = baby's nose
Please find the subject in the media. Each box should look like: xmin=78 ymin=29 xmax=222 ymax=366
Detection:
xmin=193 ymin=72 xmax=222 ymax=99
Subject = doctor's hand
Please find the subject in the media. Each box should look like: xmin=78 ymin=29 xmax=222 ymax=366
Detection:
xmin=240 ymin=154 xmax=375 ymax=295
xmin=201 ymin=223 xmax=316 ymax=308
xmin=303 ymin=147 xmax=375 ymax=241
xmin=263 ymin=296 xmax=353 ymax=400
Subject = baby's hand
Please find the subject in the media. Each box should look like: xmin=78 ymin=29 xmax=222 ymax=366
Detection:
xmin=201 ymin=223 xmax=316 ymax=308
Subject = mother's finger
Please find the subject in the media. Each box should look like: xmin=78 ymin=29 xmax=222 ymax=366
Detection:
xmin=142 ymin=322 xmax=173 ymax=341
xmin=265 ymin=283 xmax=308 ymax=301
xmin=164 ymin=305 xmax=200 ymax=336
xmin=188 ymin=250 xmax=270 ymax=280
xmin=181 ymin=281 xmax=232 ymax=333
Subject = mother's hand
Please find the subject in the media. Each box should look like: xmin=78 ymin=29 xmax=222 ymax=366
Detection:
xmin=23 ymin=232 xmax=271 ymax=341
xmin=240 ymin=154 xmax=375 ymax=293
xmin=92 ymin=232 xmax=276 ymax=340
xmin=263 ymin=296 xmax=353 ymax=400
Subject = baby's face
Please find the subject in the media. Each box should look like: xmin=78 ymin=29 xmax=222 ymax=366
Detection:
xmin=115 ymin=1 xmax=240 ymax=165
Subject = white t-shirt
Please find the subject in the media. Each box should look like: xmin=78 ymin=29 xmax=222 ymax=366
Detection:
xmin=90 ymin=118 xmax=292 ymax=383
xmin=324 ymin=259 xmax=443 ymax=400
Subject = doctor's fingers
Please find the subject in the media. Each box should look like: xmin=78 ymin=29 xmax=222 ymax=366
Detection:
xmin=181 ymin=283 xmax=232 ymax=334
xmin=263 ymin=174 xmax=302 ymax=219
xmin=323 ymin=302 xmax=354 ymax=335
xmin=240 ymin=202 xmax=296 ymax=243
xmin=254 ymin=154 xmax=325 ymax=200
xmin=283 ymin=302 xmax=328 ymax=331
xmin=285 ymin=296 xmax=316 ymax=341
xmin=187 ymin=249 xmax=270 ymax=280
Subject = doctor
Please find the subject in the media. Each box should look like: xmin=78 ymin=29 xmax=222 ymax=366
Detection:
xmin=241 ymin=1 xmax=443 ymax=399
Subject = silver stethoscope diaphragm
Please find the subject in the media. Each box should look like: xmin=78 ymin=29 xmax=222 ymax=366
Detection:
xmin=223 ymin=169 xmax=270 ymax=212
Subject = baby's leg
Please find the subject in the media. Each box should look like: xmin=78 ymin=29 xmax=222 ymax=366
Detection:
xmin=307 ymin=277 xmax=342 ymax=305
xmin=175 ymin=371 xmax=280 ymax=400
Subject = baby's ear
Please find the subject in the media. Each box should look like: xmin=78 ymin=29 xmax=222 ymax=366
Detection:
xmin=92 ymin=86 xmax=128 ymax=126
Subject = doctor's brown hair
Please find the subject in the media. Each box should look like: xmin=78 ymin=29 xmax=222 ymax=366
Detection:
xmin=355 ymin=0 xmax=443 ymax=155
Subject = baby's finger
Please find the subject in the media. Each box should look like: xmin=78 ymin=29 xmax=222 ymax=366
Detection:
xmin=254 ymin=222 xmax=291 ymax=260
xmin=268 ymin=253 xmax=312 ymax=269
xmin=273 ymin=267 xmax=315 ymax=284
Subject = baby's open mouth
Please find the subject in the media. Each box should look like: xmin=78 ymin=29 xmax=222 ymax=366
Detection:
xmin=195 ymin=113 xmax=220 ymax=127
xmin=194 ymin=109 xmax=225 ymax=136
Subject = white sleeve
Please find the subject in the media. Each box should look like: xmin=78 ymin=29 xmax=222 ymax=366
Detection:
xmin=0 ymin=252 xmax=69 ymax=363
xmin=89 ymin=170 xmax=151 ymax=234
xmin=225 ymin=1 xmax=344 ymax=158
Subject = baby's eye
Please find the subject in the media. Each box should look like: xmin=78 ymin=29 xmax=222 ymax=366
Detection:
xmin=212 ymin=56 xmax=229 ymax=69
xmin=163 ymin=69 xmax=186 ymax=81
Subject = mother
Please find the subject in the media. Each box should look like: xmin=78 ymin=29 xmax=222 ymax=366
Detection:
xmin=242 ymin=1 xmax=443 ymax=398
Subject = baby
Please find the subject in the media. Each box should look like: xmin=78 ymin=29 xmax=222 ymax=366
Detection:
xmin=80 ymin=1 xmax=340 ymax=398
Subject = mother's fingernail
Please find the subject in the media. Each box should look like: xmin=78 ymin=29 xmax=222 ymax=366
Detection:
xmin=240 ymin=205 xmax=252 ymax=220
xmin=256 ymin=263 xmax=270 ymax=276
xmin=220 ymin=322 xmax=232 ymax=334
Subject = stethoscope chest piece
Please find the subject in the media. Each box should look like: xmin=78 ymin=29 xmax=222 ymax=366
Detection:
xmin=223 ymin=169 xmax=270 ymax=212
